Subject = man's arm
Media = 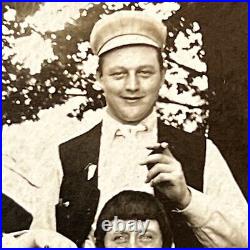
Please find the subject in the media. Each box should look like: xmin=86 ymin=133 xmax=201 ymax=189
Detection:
xmin=2 ymin=230 xmax=77 ymax=248
xmin=2 ymin=149 xmax=63 ymax=231
xmin=142 ymin=139 xmax=247 ymax=247
xmin=176 ymin=139 xmax=247 ymax=247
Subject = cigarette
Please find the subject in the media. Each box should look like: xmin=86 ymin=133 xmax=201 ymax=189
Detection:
xmin=160 ymin=142 xmax=169 ymax=149
xmin=150 ymin=142 xmax=169 ymax=154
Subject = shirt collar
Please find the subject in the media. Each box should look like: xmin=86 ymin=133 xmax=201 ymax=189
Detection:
xmin=102 ymin=107 xmax=158 ymax=140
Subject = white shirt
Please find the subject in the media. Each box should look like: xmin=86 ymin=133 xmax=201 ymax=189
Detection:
xmin=86 ymin=110 xmax=158 ymax=242
xmin=97 ymin=110 xmax=157 ymax=216
xmin=3 ymin=109 xmax=248 ymax=247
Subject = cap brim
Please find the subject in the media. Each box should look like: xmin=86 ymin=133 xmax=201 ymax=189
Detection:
xmin=98 ymin=34 xmax=160 ymax=56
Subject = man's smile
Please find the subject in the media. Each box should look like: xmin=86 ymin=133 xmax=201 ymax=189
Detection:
xmin=121 ymin=96 xmax=144 ymax=103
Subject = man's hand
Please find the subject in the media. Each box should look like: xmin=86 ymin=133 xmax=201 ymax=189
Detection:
xmin=2 ymin=229 xmax=77 ymax=248
xmin=141 ymin=143 xmax=191 ymax=210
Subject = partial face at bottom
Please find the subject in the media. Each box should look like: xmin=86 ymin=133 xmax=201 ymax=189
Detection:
xmin=104 ymin=219 xmax=163 ymax=248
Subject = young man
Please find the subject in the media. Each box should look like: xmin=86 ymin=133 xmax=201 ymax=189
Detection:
xmin=56 ymin=10 xmax=247 ymax=248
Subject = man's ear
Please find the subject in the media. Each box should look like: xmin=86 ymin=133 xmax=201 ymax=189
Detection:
xmin=96 ymin=72 xmax=103 ymax=90
xmin=160 ymin=68 xmax=166 ymax=86
xmin=96 ymin=71 xmax=101 ymax=82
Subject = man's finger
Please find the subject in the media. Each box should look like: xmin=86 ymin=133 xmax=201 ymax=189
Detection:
xmin=146 ymin=142 xmax=169 ymax=151
xmin=150 ymin=172 xmax=173 ymax=186
xmin=162 ymin=146 xmax=174 ymax=158
xmin=146 ymin=142 xmax=161 ymax=150
xmin=35 ymin=230 xmax=77 ymax=248
xmin=145 ymin=163 xmax=176 ymax=183
xmin=139 ymin=153 xmax=173 ymax=165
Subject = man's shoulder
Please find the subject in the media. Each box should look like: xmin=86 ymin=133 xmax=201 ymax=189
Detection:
xmin=59 ymin=121 xmax=102 ymax=151
xmin=159 ymin=120 xmax=206 ymax=143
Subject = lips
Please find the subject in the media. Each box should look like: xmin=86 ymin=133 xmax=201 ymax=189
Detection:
xmin=121 ymin=96 xmax=143 ymax=103
xmin=122 ymin=96 xmax=143 ymax=100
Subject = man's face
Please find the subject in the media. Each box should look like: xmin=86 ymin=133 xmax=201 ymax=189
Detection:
xmin=98 ymin=45 xmax=165 ymax=124
xmin=104 ymin=219 xmax=163 ymax=248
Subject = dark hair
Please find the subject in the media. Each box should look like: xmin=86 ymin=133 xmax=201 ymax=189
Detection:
xmin=94 ymin=190 xmax=173 ymax=248
xmin=97 ymin=45 xmax=164 ymax=77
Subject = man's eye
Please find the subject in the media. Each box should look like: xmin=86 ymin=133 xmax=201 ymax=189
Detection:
xmin=138 ymin=71 xmax=153 ymax=77
xmin=110 ymin=72 xmax=126 ymax=79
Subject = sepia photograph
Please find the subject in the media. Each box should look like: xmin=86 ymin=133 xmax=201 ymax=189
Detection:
xmin=2 ymin=2 xmax=248 ymax=248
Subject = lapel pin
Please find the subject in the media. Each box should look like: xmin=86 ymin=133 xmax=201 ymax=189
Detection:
xmin=84 ymin=163 xmax=97 ymax=181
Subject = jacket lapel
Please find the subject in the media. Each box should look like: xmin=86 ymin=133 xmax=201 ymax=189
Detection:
xmin=78 ymin=122 xmax=102 ymax=186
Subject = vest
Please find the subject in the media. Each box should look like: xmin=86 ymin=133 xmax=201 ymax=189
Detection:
xmin=56 ymin=119 xmax=206 ymax=247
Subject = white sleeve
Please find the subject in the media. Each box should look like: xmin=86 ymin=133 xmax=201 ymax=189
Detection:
xmin=175 ymin=139 xmax=248 ymax=247
xmin=30 ymin=146 xmax=63 ymax=230
xmin=3 ymin=146 xmax=63 ymax=231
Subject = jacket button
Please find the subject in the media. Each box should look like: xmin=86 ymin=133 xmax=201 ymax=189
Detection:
xmin=86 ymin=208 xmax=91 ymax=215
xmin=66 ymin=214 xmax=70 ymax=219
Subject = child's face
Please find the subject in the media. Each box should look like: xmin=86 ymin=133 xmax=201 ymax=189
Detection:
xmin=104 ymin=219 xmax=163 ymax=248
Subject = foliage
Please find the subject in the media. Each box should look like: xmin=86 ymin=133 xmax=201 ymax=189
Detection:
xmin=3 ymin=2 xmax=211 ymax=134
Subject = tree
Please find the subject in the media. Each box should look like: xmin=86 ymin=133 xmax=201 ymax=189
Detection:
xmin=2 ymin=2 xmax=209 ymax=134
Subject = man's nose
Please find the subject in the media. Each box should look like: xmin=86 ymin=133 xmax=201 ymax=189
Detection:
xmin=125 ymin=73 xmax=139 ymax=92
xmin=127 ymin=238 xmax=137 ymax=248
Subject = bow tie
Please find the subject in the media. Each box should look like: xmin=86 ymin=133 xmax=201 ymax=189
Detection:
xmin=115 ymin=124 xmax=148 ymax=138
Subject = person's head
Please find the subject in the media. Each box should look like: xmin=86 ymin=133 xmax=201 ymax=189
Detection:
xmin=94 ymin=190 xmax=173 ymax=248
xmin=90 ymin=11 xmax=167 ymax=124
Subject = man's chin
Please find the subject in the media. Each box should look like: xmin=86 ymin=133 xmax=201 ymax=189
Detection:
xmin=107 ymin=107 xmax=154 ymax=124
xmin=117 ymin=113 xmax=151 ymax=124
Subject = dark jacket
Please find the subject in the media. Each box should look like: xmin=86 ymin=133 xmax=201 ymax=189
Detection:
xmin=56 ymin=119 xmax=206 ymax=247
xmin=3 ymin=194 xmax=33 ymax=233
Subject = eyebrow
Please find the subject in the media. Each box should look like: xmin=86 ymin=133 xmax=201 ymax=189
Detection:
xmin=108 ymin=66 xmax=126 ymax=71
xmin=140 ymin=229 xmax=157 ymax=235
xmin=108 ymin=65 xmax=156 ymax=71
xmin=138 ymin=65 xmax=155 ymax=69
xmin=113 ymin=231 xmax=129 ymax=236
